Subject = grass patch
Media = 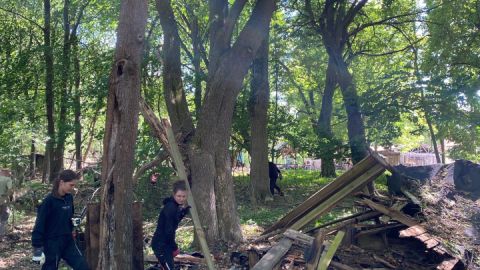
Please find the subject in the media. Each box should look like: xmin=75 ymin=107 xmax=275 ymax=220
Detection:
xmin=235 ymin=169 xmax=336 ymax=228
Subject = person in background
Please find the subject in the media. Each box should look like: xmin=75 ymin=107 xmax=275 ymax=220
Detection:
xmin=268 ymin=161 xmax=284 ymax=196
xmin=31 ymin=169 xmax=88 ymax=270
xmin=151 ymin=180 xmax=190 ymax=270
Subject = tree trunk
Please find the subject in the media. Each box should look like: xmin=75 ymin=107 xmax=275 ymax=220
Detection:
xmin=52 ymin=0 xmax=73 ymax=178
xmin=249 ymin=35 xmax=271 ymax=203
xmin=73 ymin=34 xmax=82 ymax=170
xmin=190 ymin=0 xmax=275 ymax=244
xmin=156 ymin=0 xmax=194 ymax=138
xmin=424 ymin=109 xmax=441 ymax=163
xmin=97 ymin=0 xmax=147 ymax=269
xmin=334 ymin=55 xmax=368 ymax=164
xmin=440 ymin=138 xmax=446 ymax=163
xmin=43 ymin=0 xmax=55 ymax=182
xmin=316 ymin=57 xmax=337 ymax=177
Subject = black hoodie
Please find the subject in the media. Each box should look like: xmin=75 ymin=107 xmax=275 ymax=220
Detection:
xmin=151 ymin=197 xmax=189 ymax=251
xmin=31 ymin=193 xmax=74 ymax=248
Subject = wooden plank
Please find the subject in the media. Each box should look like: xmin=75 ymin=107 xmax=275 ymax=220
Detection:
xmin=145 ymin=254 xmax=205 ymax=264
xmin=263 ymin=155 xmax=378 ymax=234
xmin=318 ymin=231 xmax=346 ymax=270
xmin=248 ymin=249 xmax=261 ymax=269
xmin=283 ymin=229 xmax=314 ymax=246
xmin=306 ymin=229 xmax=326 ymax=270
xmin=290 ymin=165 xmax=385 ymax=231
xmin=330 ymin=261 xmax=357 ymax=270
xmin=354 ymin=223 xmax=405 ymax=238
xmin=251 ymin=238 xmax=293 ymax=270
xmin=163 ymin=120 xmax=216 ymax=270
xmin=399 ymin=225 xmax=427 ymax=237
xmin=132 ymin=202 xmax=144 ymax=270
xmin=314 ymin=211 xmax=383 ymax=235
xmin=400 ymin=187 xmax=422 ymax=205
xmin=307 ymin=210 xmax=381 ymax=234
xmin=437 ymin=258 xmax=460 ymax=270
xmin=86 ymin=203 xmax=100 ymax=270
xmin=362 ymin=199 xmax=419 ymax=227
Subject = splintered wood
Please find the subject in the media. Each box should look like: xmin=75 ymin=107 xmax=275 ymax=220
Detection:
xmin=249 ymin=151 xmax=466 ymax=270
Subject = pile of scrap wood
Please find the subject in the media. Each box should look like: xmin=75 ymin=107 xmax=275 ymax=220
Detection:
xmin=245 ymin=152 xmax=477 ymax=270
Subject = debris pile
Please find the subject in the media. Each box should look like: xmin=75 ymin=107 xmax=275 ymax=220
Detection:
xmin=243 ymin=152 xmax=479 ymax=270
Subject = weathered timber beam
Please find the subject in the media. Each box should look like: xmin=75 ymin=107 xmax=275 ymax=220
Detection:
xmin=290 ymin=164 xmax=385 ymax=231
xmin=251 ymin=238 xmax=293 ymax=270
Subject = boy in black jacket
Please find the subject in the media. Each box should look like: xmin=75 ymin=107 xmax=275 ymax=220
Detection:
xmin=151 ymin=180 xmax=190 ymax=270
xmin=31 ymin=169 xmax=88 ymax=270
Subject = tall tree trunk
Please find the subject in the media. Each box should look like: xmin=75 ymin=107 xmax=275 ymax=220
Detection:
xmin=43 ymin=0 xmax=55 ymax=182
xmin=270 ymin=51 xmax=280 ymax=162
xmin=53 ymin=0 xmax=72 ymax=177
xmin=73 ymin=34 xmax=82 ymax=170
xmin=97 ymin=0 xmax=147 ymax=268
xmin=316 ymin=57 xmax=337 ymax=177
xmin=156 ymin=0 xmax=194 ymax=138
xmin=440 ymin=138 xmax=446 ymax=163
xmin=190 ymin=0 xmax=275 ymax=244
xmin=334 ymin=55 xmax=368 ymax=164
xmin=249 ymin=35 xmax=271 ymax=203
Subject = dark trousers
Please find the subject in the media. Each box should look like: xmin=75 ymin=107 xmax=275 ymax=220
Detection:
xmin=269 ymin=177 xmax=282 ymax=195
xmin=153 ymin=245 xmax=174 ymax=270
xmin=42 ymin=235 xmax=89 ymax=270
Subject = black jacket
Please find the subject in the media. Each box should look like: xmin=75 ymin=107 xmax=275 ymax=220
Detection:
xmin=269 ymin=162 xmax=281 ymax=179
xmin=32 ymin=193 xmax=74 ymax=248
xmin=151 ymin=197 xmax=189 ymax=251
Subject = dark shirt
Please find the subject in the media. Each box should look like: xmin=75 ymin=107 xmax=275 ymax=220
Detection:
xmin=151 ymin=197 xmax=189 ymax=251
xmin=269 ymin=162 xmax=281 ymax=179
xmin=32 ymin=193 xmax=74 ymax=248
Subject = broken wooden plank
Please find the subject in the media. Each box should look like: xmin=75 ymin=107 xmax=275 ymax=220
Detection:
xmin=253 ymin=229 xmax=284 ymax=243
xmin=362 ymin=199 xmax=419 ymax=227
xmin=251 ymin=238 xmax=293 ymax=270
xmin=263 ymin=154 xmax=380 ymax=234
xmin=330 ymin=261 xmax=357 ymax=270
xmin=318 ymin=231 xmax=346 ymax=270
xmin=354 ymin=223 xmax=406 ymax=238
xmin=372 ymin=254 xmax=397 ymax=269
xmin=290 ymin=164 xmax=385 ymax=231
xmin=144 ymin=254 xmax=205 ymax=264
xmin=400 ymin=187 xmax=422 ymax=205
xmin=307 ymin=210 xmax=382 ymax=234
xmin=399 ymin=225 xmax=426 ymax=237
xmin=284 ymin=229 xmax=315 ymax=246
xmin=306 ymin=229 xmax=326 ymax=270
xmin=436 ymin=258 xmax=460 ymax=270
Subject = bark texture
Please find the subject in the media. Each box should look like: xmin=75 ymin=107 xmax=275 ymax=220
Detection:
xmin=97 ymin=0 xmax=148 ymax=269
xmin=249 ymin=35 xmax=271 ymax=203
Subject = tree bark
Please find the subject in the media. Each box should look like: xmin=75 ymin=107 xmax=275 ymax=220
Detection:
xmin=316 ymin=56 xmax=337 ymax=177
xmin=97 ymin=0 xmax=147 ymax=268
xmin=52 ymin=0 xmax=72 ymax=178
xmin=43 ymin=0 xmax=55 ymax=182
xmin=249 ymin=35 xmax=271 ymax=203
xmin=334 ymin=54 xmax=368 ymax=164
xmin=190 ymin=0 xmax=275 ymax=243
xmin=156 ymin=0 xmax=194 ymax=138
xmin=73 ymin=34 xmax=82 ymax=170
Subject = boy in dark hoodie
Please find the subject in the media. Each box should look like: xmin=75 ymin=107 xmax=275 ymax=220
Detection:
xmin=151 ymin=180 xmax=190 ymax=270
xmin=31 ymin=169 xmax=88 ymax=270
